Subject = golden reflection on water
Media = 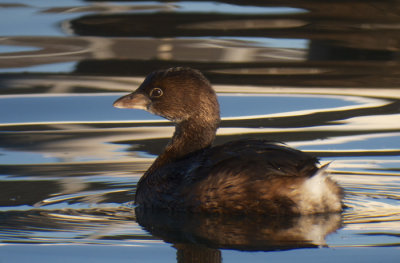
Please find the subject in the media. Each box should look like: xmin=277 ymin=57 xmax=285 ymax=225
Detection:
xmin=0 ymin=89 xmax=399 ymax=248
xmin=1 ymin=0 xmax=400 ymax=255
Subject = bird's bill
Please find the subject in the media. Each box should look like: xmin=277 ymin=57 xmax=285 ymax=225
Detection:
xmin=113 ymin=91 xmax=150 ymax=110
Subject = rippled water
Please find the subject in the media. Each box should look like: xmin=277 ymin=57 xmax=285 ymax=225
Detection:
xmin=1 ymin=0 xmax=400 ymax=262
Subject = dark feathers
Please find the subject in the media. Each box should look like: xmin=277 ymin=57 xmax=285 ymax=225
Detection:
xmin=114 ymin=67 xmax=343 ymax=215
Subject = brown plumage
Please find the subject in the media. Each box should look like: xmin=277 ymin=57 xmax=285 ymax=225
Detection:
xmin=113 ymin=67 xmax=343 ymax=214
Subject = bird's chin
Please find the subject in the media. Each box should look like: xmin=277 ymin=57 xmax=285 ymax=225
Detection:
xmin=113 ymin=92 xmax=151 ymax=110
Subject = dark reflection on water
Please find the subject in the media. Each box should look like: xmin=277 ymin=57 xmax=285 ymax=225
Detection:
xmin=1 ymin=0 xmax=400 ymax=261
xmin=135 ymin=209 xmax=342 ymax=250
xmin=0 ymin=206 xmax=341 ymax=247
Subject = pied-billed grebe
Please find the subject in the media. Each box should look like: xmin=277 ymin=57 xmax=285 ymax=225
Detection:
xmin=113 ymin=67 xmax=343 ymax=215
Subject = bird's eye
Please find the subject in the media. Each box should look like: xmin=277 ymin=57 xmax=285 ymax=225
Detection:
xmin=149 ymin=87 xmax=163 ymax=98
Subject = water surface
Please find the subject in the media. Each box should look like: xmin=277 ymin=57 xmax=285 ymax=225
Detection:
xmin=1 ymin=0 xmax=400 ymax=262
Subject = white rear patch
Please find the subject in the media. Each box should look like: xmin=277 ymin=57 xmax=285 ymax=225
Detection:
xmin=303 ymin=170 xmax=326 ymax=199
xmin=297 ymin=166 xmax=342 ymax=214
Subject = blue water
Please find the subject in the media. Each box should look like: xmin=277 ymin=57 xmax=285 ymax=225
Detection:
xmin=0 ymin=0 xmax=400 ymax=262
xmin=0 ymin=94 xmax=364 ymax=124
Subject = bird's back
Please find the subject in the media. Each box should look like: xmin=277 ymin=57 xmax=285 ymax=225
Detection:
xmin=135 ymin=139 xmax=343 ymax=214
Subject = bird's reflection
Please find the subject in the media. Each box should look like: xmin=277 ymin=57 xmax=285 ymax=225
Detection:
xmin=136 ymin=208 xmax=342 ymax=262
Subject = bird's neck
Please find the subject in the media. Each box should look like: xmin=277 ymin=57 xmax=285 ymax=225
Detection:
xmin=146 ymin=117 xmax=219 ymax=174
xmin=135 ymin=117 xmax=218 ymax=203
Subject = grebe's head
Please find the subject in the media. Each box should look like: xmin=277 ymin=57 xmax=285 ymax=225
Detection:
xmin=113 ymin=67 xmax=220 ymax=124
